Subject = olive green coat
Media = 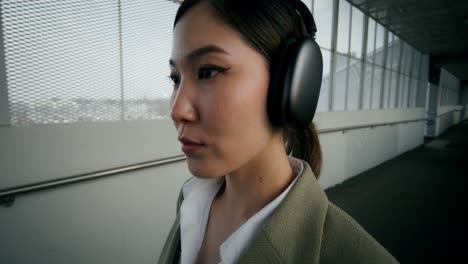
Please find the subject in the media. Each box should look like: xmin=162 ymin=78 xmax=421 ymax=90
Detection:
xmin=158 ymin=161 xmax=399 ymax=263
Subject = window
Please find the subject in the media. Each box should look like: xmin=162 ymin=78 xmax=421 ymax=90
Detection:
xmin=410 ymin=78 xmax=418 ymax=108
xmin=385 ymin=32 xmax=394 ymax=69
xmin=366 ymin=18 xmax=376 ymax=63
xmin=317 ymin=49 xmax=331 ymax=112
xmin=3 ymin=1 xmax=122 ymax=125
xmin=401 ymin=75 xmax=410 ymax=108
xmin=397 ymin=73 xmax=405 ymax=107
xmin=313 ymin=0 xmax=333 ymax=49
xmin=416 ymin=54 xmax=429 ymax=107
xmin=411 ymin=50 xmax=420 ymax=79
xmin=333 ymin=53 xmax=348 ymax=111
xmin=336 ymin=0 xmax=351 ymax=55
xmin=362 ymin=63 xmax=373 ymax=109
xmin=121 ymin=0 xmax=178 ymax=120
xmin=347 ymin=58 xmax=362 ymax=110
xmin=390 ymin=36 xmax=401 ymax=71
xmin=349 ymin=7 xmax=364 ymax=59
xmin=371 ymin=66 xmax=384 ymax=109
xmin=374 ymin=24 xmax=385 ymax=66
xmin=401 ymin=43 xmax=412 ymax=76
xmin=389 ymin=70 xmax=398 ymax=108
xmin=3 ymin=0 xmax=179 ymax=126
xmin=382 ymin=69 xmax=391 ymax=108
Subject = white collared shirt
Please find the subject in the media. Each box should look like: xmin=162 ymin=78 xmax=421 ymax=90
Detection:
xmin=179 ymin=157 xmax=304 ymax=264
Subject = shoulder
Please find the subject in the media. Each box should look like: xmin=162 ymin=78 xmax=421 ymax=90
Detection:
xmin=319 ymin=202 xmax=399 ymax=264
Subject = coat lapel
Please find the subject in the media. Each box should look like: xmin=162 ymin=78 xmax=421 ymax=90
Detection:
xmin=158 ymin=212 xmax=181 ymax=264
xmin=239 ymin=161 xmax=329 ymax=263
xmin=158 ymin=183 xmax=187 ymax=264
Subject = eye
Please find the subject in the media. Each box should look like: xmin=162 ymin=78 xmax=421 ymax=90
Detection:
xmin=168 ymin=74 xmax=180 ymax=88
xmin=198 ymin=66 xmax=229 ymax=80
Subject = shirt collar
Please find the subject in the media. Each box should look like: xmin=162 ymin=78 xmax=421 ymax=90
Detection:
xmin=179 ymin=157 xmax=304 ymax=264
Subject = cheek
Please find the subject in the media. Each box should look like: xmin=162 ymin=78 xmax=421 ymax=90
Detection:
xmin=190 ymin=81 xmax=272 ymax=177
xmin=207 ymin=75 xmax=270 ymax=132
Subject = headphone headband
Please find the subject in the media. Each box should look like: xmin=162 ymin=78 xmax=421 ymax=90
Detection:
xmin=290 ymin=0 xmax=317 ymax=38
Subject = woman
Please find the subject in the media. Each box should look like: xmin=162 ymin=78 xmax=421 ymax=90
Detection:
xmin=159 ymin=0 xmax=398 ymax=263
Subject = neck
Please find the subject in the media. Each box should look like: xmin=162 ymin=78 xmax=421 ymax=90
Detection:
xmin=218 ymin=138 xmax=295 ymax=224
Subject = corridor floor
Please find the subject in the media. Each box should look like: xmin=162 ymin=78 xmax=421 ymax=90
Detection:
xmin=325 ymin=121 xmax=468 ymax=263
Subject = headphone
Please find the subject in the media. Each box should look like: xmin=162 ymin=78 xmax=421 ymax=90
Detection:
xmin=267 ymin=0 xmax=323 ymax=130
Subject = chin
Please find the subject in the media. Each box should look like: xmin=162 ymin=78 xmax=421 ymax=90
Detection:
xmin=186 ymin=158 xmax=225 ymax=179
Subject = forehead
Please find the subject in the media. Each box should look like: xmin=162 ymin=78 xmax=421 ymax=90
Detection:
xmin=171 ymin=3 xmax=245 ymax=62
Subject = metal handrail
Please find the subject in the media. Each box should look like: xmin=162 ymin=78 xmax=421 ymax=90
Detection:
xmin=0 ymin=155 xmax=186 ymax=206
xmin=436 ymin=108 xmax=462 ymax=118
xmin=0 ymin=117 xmax=429 ymax=206
xmin=318 ymin=118 xmax=427 ymax=134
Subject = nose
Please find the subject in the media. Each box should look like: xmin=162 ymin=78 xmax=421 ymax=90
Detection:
xmin=170 ymin=81 xmax=198 ymax=125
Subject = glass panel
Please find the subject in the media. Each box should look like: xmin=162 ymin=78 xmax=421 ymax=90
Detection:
xmin=389 ymin=70 xmax=398 ymax=108
xmin=407 ymin=76 xmax=414 ymax=107
xmin=416 ymin=80 xmax=426 ymax=107
xmin=313 ymin=0 xmax=333 ymax=49
xmin=391 ymin=36 xmax=401 ymax=71
xmin=411 ymin=50 xmax=420 ymax=78
xmin=401 ymin=43 xmax=412 ymax=75
xmin=401 ymin=75 xmax=410 ymax=108
xmin=317 ymin=49 xmax=331 ymax=112
xmin=362 ymin=63 xmax=373 ymax=109
xmin=398 ymin=73 xmax=406 ymax=107
xmin=439 ymin=70 xmax=445 ymax=106
xmin=366 ymin=18 xmax=376 ymax=63
xmin=385 ymin=32 xmax=394 ymax=69
xmin=347 ymin=58 xmax=362 ymax=110
xmin=410 ymin=78 xmax=418 ymax=108
xmin=407 ymin=77 xmax=413 ymax=108
xmin=382 ymin=69 xmax=391 ymax=108
xmin=372 ymin=65 xmax=383 ymax=109
xmin=3 ymin=1 xmax=121 ymax=126
xmin=333 ymin=53 xmax=348 ymax=111
xmin=420 ymin=54 xmax=429 ymax=81
xmin=122 ymin=0 xmax=179 ymax=120
xmin=336 ymin=0 xmax=350 ymax=55
xmin=349 ymin=6 xmax=364 ymax=59
xmin=374 ymin=23 xmax=385 ymax=66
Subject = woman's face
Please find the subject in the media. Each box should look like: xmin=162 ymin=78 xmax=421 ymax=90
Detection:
xmin=169 ymin=3 xmax=277 ymax=178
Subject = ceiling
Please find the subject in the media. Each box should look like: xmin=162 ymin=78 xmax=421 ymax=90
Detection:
xmin=347 ymin=0 xmax=468 ymax=81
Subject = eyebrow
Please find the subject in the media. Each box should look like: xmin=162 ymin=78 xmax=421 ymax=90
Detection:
xmin=169 ymin=45 xmax=230 ymax=67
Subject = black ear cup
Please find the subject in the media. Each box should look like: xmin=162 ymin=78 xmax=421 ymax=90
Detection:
xmin=266 ymin=1 xmax=323 ymax=130
xmin=267 ymin=38 xmax=323 ymax=129
xmin=267 ymin=38 xmax=296 ymax=127
xmin=282 ymin=38 xmax=323 ymax=129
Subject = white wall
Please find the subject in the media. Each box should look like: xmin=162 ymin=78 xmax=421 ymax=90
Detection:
xmin=315 ymin=108 xmax=425 ymax=189
xmin=426 ymin=67 xmax=465 ymax=136
xmin=0 ymin=119 xmax=181 ymax=190
xmin=0 ymin=119 xmax=187 ymax=263
xmin=0 ymin=161 xmax=190 ymax=263
xmin=434 ymin=105 xmax=463 ymax=136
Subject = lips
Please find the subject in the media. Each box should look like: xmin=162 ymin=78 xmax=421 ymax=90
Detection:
xmin=178 ymin=137 xmax=205 ymax=154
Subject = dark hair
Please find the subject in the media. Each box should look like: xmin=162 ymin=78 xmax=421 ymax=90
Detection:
xmin=173 ymin=0 xmax=322 ymax=178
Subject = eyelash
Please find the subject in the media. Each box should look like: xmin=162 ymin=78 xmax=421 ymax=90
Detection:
xmin=168 ymin=65 xmax=230 ymax=88
xmin=168 ymin=74 xmax=180 ymax=86
xmin=197 ymin=65 xmax=229 ymax=80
